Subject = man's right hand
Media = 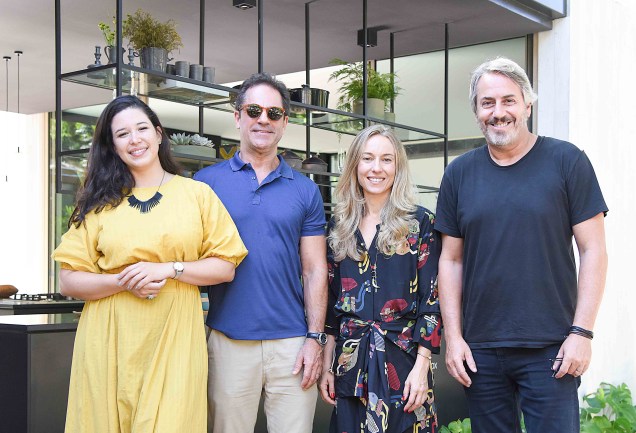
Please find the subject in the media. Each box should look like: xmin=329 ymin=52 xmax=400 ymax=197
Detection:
xmin=445 ymin=336 xmax=477 ymax=387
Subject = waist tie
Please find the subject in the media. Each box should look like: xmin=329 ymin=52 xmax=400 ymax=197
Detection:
xmin=333 ymin=318 xmax=414 ymax=432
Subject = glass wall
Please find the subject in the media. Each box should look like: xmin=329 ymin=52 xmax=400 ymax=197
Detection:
xmin=377 ymin=37 xmax=528 ymax=210
xmin=49 ymin=37 xmax=529 ymax=291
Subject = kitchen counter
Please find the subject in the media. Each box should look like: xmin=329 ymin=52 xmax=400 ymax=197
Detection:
xmin=0 ymin=312 xmax=80 ymax=330
xmin=0 ymin=313 xmax=78 ymax=433
xmin=0 ymin=298 xmax=84 ymax=316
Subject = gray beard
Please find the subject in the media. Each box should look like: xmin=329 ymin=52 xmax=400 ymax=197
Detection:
xmin=484 ymin=129 xmax=514 ymax=147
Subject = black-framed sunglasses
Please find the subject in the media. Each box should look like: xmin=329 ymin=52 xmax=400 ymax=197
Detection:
xmin=239 ymin=103 xmax=286 ymax=121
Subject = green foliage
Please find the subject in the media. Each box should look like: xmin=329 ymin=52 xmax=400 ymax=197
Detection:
xmin=439 ymin=383 xmax=636 ymax=433
xmin=98 ymin=20 xmax=116 ymax=46
xmin=49 ymin=118 xmax=94 ymax=151
xmin=440 ymin=418 xmax=471 ymax=433
xmin=328 ymin=58 xmax=400 ymax=112
xmin=580 ymin=383 xmax=636 ymax=433
xmin=122 ymin=9 xmax=183 ymax=53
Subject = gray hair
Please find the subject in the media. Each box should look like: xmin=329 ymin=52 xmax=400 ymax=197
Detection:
xmin=235 ymin=72 xmax=291 ymax=116
xmin=469 ymin=57 xmax=537 ymax=114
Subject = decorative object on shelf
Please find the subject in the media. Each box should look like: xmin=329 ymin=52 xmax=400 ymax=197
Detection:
xmin=170 ymin=132 xmax=216 ymax=158
xmin=166 ymin=63 xmax=176 ymax=75
xmin=104 ymin=46 xmax=125 ymax=64
xmin=289 ymin=85 xmax=329 ymax=114
xmin=279 ymin=149 xmax=303 ymax=169
xmin=122 ymin=8 xmax=183 ymax=73
xmin=189 ymin=64 xmax=203 ymax=81
xmin=97 ymin=20 xmax=125 ymax=64
xmin=175 ymin=60 xmax=189 ymax=77
xmin=301 ymin=154 xmax=328 ymax=173
xmin=127 ymin=48 xmax=135 ymax=66
xmin=328 ymin=58 xmax=400 ymax=119
xmin=86 ymin=46 xmax=106 ymax=79
xmin=203 ymin=66 xmax=215 ymax=83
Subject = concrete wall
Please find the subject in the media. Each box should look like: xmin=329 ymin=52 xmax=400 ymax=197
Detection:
xmin=536 ymin=0 xmax=636 ymax=394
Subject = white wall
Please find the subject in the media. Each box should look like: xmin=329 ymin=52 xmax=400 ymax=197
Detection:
xmin=536 ymin=0 xmax=636 ymax=394
xmin=0 ymin=112 xmax=49 ymax=294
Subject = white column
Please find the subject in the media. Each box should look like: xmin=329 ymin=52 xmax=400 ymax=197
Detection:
xmin=536 ymin=0 xmax=636 ymax=394
xmin=0 ymin=112 xmax=49 ymax=294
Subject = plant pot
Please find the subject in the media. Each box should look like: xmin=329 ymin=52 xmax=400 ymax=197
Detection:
xmin=279 ymin=149 xmax=303 ymax=169
xmin=139 ymin=47 xmax=168 ymax=72
xmin=104 ymin=46 xmax=126 ymax=64
xmin=352 ymin=98 xmax=385 ymax=119
xmin=171 ymin=145 xmax=216 ymax=158
xmin=302 ymin=155 xmax=328 ymax=173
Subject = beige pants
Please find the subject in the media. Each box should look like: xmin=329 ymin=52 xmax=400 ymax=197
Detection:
xmin=207 ymin=329 xmax=317 ymax=433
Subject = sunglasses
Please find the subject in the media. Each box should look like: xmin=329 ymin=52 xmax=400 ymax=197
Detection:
xmin=239 ymin=103 xmax=286 ymax=121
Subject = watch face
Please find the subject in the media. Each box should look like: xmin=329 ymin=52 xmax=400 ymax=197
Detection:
xmin=174 ymin=262 xmax=184 ymax=272
xmin=308 ymin=332 xmax=327 ymax=345
xmin=318 ymin=333 xmax=327 ymax=345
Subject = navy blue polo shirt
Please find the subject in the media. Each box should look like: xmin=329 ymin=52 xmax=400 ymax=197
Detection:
xmin=194 ymin=153 xmax=326 ymax=340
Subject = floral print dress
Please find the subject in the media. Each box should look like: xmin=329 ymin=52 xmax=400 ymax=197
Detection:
xmin=326 ymin=206 xmax=442 ymax=433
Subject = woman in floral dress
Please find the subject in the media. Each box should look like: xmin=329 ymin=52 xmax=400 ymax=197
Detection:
xmin=319 ymin=125 xmax=442 ymax=433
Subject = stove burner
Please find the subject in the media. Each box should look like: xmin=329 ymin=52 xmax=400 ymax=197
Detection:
xmin=10 ymin=293 xmax=67 ymax=302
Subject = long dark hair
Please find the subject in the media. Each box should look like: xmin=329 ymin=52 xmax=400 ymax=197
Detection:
xmin=69 ymin=95 xmax=180 ymax=227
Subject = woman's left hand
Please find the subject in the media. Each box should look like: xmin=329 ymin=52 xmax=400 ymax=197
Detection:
xmin=118 ymin=262 xmax=172 ymax=291
xmin=402 ymin=353 xmax=430 ymax=413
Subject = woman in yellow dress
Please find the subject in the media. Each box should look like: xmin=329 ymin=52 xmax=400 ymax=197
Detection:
xmin=52 ymin=95 xmax=248 ymax=433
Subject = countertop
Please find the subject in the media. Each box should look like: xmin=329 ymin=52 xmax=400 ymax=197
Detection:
xmin=0 ymin=313 xmax=80 ymax=332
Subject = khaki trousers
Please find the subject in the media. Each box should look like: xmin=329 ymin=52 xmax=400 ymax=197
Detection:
xmin=207 ymin=329 xmax=317 ymax=433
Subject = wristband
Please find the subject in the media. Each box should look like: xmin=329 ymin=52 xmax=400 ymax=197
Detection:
xmin=569 ymin=325 xmax=594 ymax=340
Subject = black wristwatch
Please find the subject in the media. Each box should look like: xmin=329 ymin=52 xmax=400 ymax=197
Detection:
xmin=306 ymin=332 xmax=327 ymax=346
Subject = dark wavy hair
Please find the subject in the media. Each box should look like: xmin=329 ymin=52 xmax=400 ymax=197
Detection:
xmin=235 ymin=72 xmax=291 ymax=116
xmin=69 ymin=95 xmax=180 ymax=227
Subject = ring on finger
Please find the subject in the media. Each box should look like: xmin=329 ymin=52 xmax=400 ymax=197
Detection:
xmin=147 ymin=294 xmax=156 ymax=300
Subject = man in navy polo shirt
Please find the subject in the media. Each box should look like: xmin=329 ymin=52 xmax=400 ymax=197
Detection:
xmin=194 ymin=72 xmax=327 ymax=433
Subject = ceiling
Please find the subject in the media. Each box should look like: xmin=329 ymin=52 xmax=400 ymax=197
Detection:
xmin=0 ymin=0 xmax=563 ymax=115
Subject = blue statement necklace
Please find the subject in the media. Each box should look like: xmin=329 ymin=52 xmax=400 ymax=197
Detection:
xmin=127 ymin=170 xmax=166 ymax=214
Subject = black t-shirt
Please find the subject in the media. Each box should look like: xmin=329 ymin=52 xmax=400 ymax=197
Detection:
xmin=435 ymin=136 xmax=608 ymax=348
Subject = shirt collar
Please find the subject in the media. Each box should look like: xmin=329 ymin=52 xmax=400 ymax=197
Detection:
xmin=229 ymin=151 xmax=294 ymax=180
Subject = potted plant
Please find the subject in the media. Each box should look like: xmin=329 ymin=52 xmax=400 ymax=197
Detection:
xmin=122 ymin=8 xmax=183 ymax=72
xmin=98 ymin=20 xmax=123 ymax=64
xmin=328 ymin=58 xmax=400 ymax=119
xmin=170 ymin=133 xmax=216 ymax=158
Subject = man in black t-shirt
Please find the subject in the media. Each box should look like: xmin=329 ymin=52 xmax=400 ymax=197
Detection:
xmin=435 ymin=57 xmax=608 ymax=433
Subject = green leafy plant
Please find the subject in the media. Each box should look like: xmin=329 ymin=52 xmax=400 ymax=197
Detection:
xmin=439 ymin=415 xmax=526 ymax=432
xmin=122 ymin=8 xmax=183 ymax=54
xmin=580 ymin=383 xmax=636 ymax=433
xmin=328 ymin=58 xmax=400 ymax=112
xmin=440 ymin=418 xmax=471 ymax=433
xmin=98 ymin=20 xmax=116 ymax=46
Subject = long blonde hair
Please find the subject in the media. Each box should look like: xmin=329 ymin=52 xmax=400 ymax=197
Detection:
xmin=329 ymin=125 xmax=417 ymax=262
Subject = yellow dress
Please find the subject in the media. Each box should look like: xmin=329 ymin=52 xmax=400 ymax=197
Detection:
xmin=52 ymin=175 xmax=247 ymax=433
